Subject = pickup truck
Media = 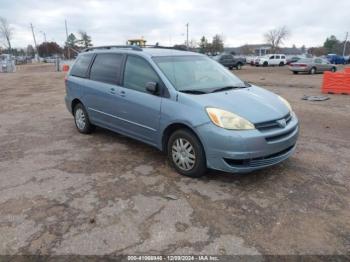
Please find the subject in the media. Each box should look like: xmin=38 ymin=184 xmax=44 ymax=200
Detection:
xmin=213 ymin=54 xmax=246 ymax=70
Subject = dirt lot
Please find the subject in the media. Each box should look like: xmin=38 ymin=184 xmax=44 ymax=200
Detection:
xmin=0 ymin=63 xmax=349 ymax=256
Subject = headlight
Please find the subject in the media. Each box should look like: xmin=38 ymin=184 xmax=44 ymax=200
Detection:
xmin=278 ymin=96 xmax=292 ymax=112
xmin=206 ymin=108 xmax=255 ymax=130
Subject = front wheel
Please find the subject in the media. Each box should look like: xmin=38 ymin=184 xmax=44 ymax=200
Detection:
xmin=331 ymin=67 xmax=336 ymax=72
xmin=263 ymin=62 xmax=268 ymax=67
xmin=167 ymin=129 xmax=207 ymax=177
xmin=74 ymin=103 xmax=95 ymax=134
xmin=293 ymin=71 xmax=298 ymax=74
xmin=236 ymin=63 xmax=242 ymax=70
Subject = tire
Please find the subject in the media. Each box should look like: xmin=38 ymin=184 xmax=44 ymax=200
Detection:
xmin=331 ymin=67 xmax=336 ymax=72
xmin=310 ymin=67 xmax=316 ymax=75
xmin=167 ymin=129 xmax=207 ymax=177
xmin=236 ymin=63 xmax=242 ymax=70
xmin=279 ymin=62 xmax=285 ymax=66
xmin=228 ymin=66 xmax=233 ymax=70
xmin=263 ymin=61 xmax=268 ymax=67
xmin=293 ymin=71 xmax=298 ymax=74
xmin=73 ymin=103 xmax=95 ymax=134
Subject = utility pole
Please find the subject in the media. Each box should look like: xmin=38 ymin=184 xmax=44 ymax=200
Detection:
xmin=186 ymin=23 xmax=189 ymax=50
xmin=40 ymin=31 xmax=48 ymax=57
xmin=65 ymin=20 xmax=70 ymax=59
xmin=343 ymin=32 xmax=348 ymax=57
xmin=30 ymin=23 xmax=39 ymax=61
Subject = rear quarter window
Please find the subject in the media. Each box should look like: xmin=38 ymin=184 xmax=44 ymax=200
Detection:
xmin=70 ymin=54 xmax=94 ymax=78
xmin=90 ymin=54 xmax=123 ymax=85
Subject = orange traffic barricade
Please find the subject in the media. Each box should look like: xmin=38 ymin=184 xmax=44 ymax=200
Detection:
xmin=322 ymin=69 xmax=350 ymax=95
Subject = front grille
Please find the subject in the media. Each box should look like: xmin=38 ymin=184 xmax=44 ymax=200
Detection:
xmin=255 ymin=113 xmax=292 ymax=131
xmin=224 ymin=145 xmax=295 ymax=168
xmin=265 ymin=126 xmax=298 ymax=142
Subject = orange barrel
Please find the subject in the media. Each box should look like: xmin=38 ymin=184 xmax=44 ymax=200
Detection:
xmin=62 ymin=64 xmax=69 ymax=72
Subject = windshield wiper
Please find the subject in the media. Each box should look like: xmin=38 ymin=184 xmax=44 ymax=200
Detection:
xmin=210 ymin=85 xmax=245 ymax=93
xmin=179 ymin=89 xmax=207 ymax=94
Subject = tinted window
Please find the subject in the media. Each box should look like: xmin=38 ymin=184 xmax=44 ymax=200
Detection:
xmin=269 ymin=56 xmax=275 ymax=59
xmin=123 ymin=56 xmax=160 ymax=93
xmin=281 ymin=56 xmax=286 ymax=59
xmin=70 ymin=54 xmax=94 ymax=78
xmin=90 ymin=54 xmax=123 ymax=85
xmin=276 ymin=55 xmax=280 ymax=59
xmin=315 ymin=58 xmax=322 ymax=64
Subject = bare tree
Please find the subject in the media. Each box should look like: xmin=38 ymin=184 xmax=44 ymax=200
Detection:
xmin=0 ymin=17 xmax=13 ymax=54
xmin=264 ymin=26 xmax=290 ymax=53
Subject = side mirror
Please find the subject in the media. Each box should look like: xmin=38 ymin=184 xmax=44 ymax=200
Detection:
xmin=145 ymin=82 xmax=159 ymax=94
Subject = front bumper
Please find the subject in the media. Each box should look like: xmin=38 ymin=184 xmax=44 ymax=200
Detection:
xmin=196 ymin=113 xmax=299 ymax=173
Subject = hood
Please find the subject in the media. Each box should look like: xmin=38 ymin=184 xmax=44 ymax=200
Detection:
xmin=178 ymin=85 xmax=289 ymax=124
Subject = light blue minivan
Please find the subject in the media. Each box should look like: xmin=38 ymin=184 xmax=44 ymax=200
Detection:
xmin=65 ymin=46 xmax=299 ymax=177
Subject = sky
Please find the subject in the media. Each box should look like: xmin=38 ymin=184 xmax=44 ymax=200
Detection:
xmin=1 ymin=0 xmax=350 ymax=49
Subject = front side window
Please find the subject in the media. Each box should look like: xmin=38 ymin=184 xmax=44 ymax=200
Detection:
xmin=153 ymin=55 xmax=244 ymax=91
xmin=70 ymin=54 xmax=94 ymax=78
xmin=269 ymin=56 xmax=275 ymax=59
xmin=90 ymin=54 xmax=123 ymax=85
xmin=276 ymin=55 xmax=280 ymax=59
xmin=123 ymin=56 xmax=160 ymax=92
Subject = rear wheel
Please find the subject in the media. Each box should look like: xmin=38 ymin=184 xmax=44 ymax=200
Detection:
xmin=74 ymin=103 xmax=95 ymax=134
xmin=279 ymin=61 xmax=285 ymax=66
xmin=167 ymin=129 xmax=207 ymax=177
xmin=310 ymin=67 xmax=316 ymax=75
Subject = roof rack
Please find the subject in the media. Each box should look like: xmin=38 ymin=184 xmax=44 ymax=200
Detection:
xmin=82 ymin=45 xmax=142 ymax=52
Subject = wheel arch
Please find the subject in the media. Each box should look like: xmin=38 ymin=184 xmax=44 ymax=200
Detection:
xmin=71 ymin=98 xmax=82 ymax=115
xmin=161 ymin=122 xmax=203 ymax=153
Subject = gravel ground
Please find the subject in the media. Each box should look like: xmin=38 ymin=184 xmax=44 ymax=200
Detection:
xmin=0 ymin=63 xmax=349 ymax=256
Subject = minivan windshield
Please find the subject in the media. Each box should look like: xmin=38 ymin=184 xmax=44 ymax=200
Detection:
xmin=153 ymin=55 xmax=245 ymax=92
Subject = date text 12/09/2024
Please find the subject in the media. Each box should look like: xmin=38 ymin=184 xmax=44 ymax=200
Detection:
xmin=127 ymin=255 xmax=220 ymax=261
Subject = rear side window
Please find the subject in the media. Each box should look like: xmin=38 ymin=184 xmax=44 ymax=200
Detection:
xmin=70 ymin=54 xmax=93 ymax=78
xmin=123 ymin=56 xmax=160 ymax=93
xmin=281 ymin=56 xmax=286 ymax=59
xmin=90 ymin=54 xmax=123 ymax=85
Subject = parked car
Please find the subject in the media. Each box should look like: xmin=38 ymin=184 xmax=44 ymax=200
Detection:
xmin=326 ymin=54 xmax=345 ymax=65
xmin=245 ymin=56 xmax=256 ymax=65
xmin=255 ymin=54 xmax=287 ymax=66
xmin=213 ymin=54 xmax=246 ymax=70
xmin=344 ymin=56 xmax=350 ymax=64
xmin=289 ymin=58 xmax=337 ymax=74
xmin=286 ymin=56 xmax=301 ymax=65
xmin=65 ymin=46 xmax=299 ymax=177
